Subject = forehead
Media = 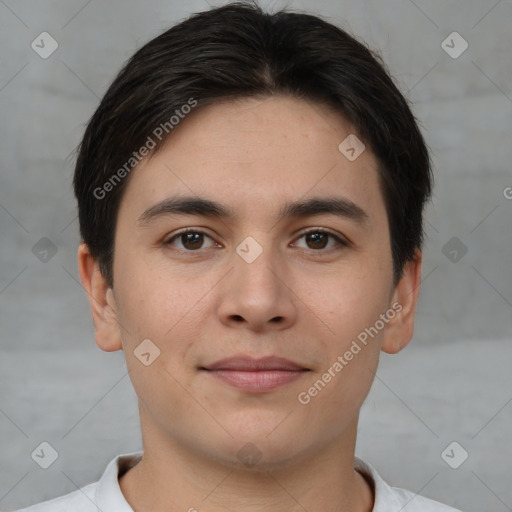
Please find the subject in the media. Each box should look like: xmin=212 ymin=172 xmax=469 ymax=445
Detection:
xmin=118 ymin=95 xmax=385 ymax=225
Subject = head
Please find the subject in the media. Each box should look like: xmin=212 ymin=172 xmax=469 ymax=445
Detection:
xmin=76 ymin=2 xmax=431 ymax=469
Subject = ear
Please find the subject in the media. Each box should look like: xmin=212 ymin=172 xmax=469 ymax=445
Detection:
xmin=381 ymin=249 xmax=422 ymax=355
xmin=77 ymin=243 xmax=123 ymax=352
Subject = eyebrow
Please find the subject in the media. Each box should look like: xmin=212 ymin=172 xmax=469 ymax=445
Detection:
xmin=137 ymin=195 xmax=369 ymax=226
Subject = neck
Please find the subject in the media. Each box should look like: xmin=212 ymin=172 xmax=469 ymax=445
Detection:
xmin=119 ymin=415 xmax=374 ymax=512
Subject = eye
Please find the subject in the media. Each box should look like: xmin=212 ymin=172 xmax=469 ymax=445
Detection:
xmin=163 ymin=228 xmax=220 ymax=251
xmin=163 ymin=227 xmax=348 ymax=253
xmin=292 ymin=228 xmax=348 ymax=251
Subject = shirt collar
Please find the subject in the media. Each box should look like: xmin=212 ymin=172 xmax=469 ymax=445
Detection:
xmin=355 ymin=456 xmax=402 ymax=510
xmin=95 ymin=452 xmax=395 ymax=512
xmin=95 ymin=451 xmax=142 ymax=511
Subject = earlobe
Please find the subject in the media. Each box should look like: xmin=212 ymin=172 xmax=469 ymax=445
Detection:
xmin=381 ymin=249 xmax=422 ymax=355
xmin=77 ymin=243 xmax=123 ymax=352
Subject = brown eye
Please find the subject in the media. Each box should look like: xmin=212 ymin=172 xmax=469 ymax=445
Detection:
xmin=180 ymin=232 xmax=204 ymax=250
xmin=305 ymin=232 xmax=329 ymax=249
xmin=164 ymin=229 xmax=217 ymax=251
xmin=293 ymin=229 xmax=347 ymax=251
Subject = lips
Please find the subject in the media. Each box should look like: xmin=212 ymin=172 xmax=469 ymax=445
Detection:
xmin=201 ymin=356 xmax=309 ymax=392
xmin=204 ymin=356 xmax=307 ymax=372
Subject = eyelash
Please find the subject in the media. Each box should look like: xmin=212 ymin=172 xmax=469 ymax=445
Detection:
xmin=163 ymin=227 xmax=349 ymax=254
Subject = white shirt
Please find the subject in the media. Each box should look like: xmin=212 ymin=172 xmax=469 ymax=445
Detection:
xmin=11 ymin=452 xmax=462 ymax=511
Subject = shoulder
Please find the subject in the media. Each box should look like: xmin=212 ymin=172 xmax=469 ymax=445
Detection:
xmin=355 ymin=457 xmax=463 ymax=512
xmin=386 ymin=486 xmax=463 ymax=511
xmin=9 ymin=482 xmax=97 ymax=512
xmin=8 ymin=451 xmax=142 ymax=512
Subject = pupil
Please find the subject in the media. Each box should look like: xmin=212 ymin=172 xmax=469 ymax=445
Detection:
xmin=183 ymin=233 xmax=202 ymax=249
xmin=307 ymin=232 xmax=327 ymax=249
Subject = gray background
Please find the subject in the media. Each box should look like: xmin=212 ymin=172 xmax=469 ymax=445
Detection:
xmin=1 ymin=0 xmax=511 ymax=510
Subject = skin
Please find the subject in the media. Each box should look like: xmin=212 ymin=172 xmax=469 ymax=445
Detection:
xmin=78 ymin=95 xmax=422 ymax=512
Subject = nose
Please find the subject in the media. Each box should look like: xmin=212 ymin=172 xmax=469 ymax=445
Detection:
xmin=216 ymin=238 xmax=298 ymax=333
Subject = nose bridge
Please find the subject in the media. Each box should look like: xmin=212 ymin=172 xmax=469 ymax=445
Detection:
xmin=233 ymin=233 xmax=280 ymax=289
xmin=216 ymin=232 xmax=297 ymax=330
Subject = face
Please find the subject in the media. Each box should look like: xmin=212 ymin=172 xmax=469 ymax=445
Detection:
xmin=80 ymin=95 xmax=421 ymax=470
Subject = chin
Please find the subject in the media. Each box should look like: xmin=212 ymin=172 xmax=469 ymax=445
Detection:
xmin=206 ymin=426 xmax=314 ymax=473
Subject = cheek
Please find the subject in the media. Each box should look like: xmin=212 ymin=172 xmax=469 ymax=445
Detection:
xmin=112 ymin=255 xmax=215 ymax=372
xmin=315 ymin=267 xmax=393 ymax=398
xmin=298 ymin=288 xmax=387 ymax=421
xmin=114 ymin=245 xmax=179 ymax=326
xmin=316 ymin=265 xmax=392 ymax=343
